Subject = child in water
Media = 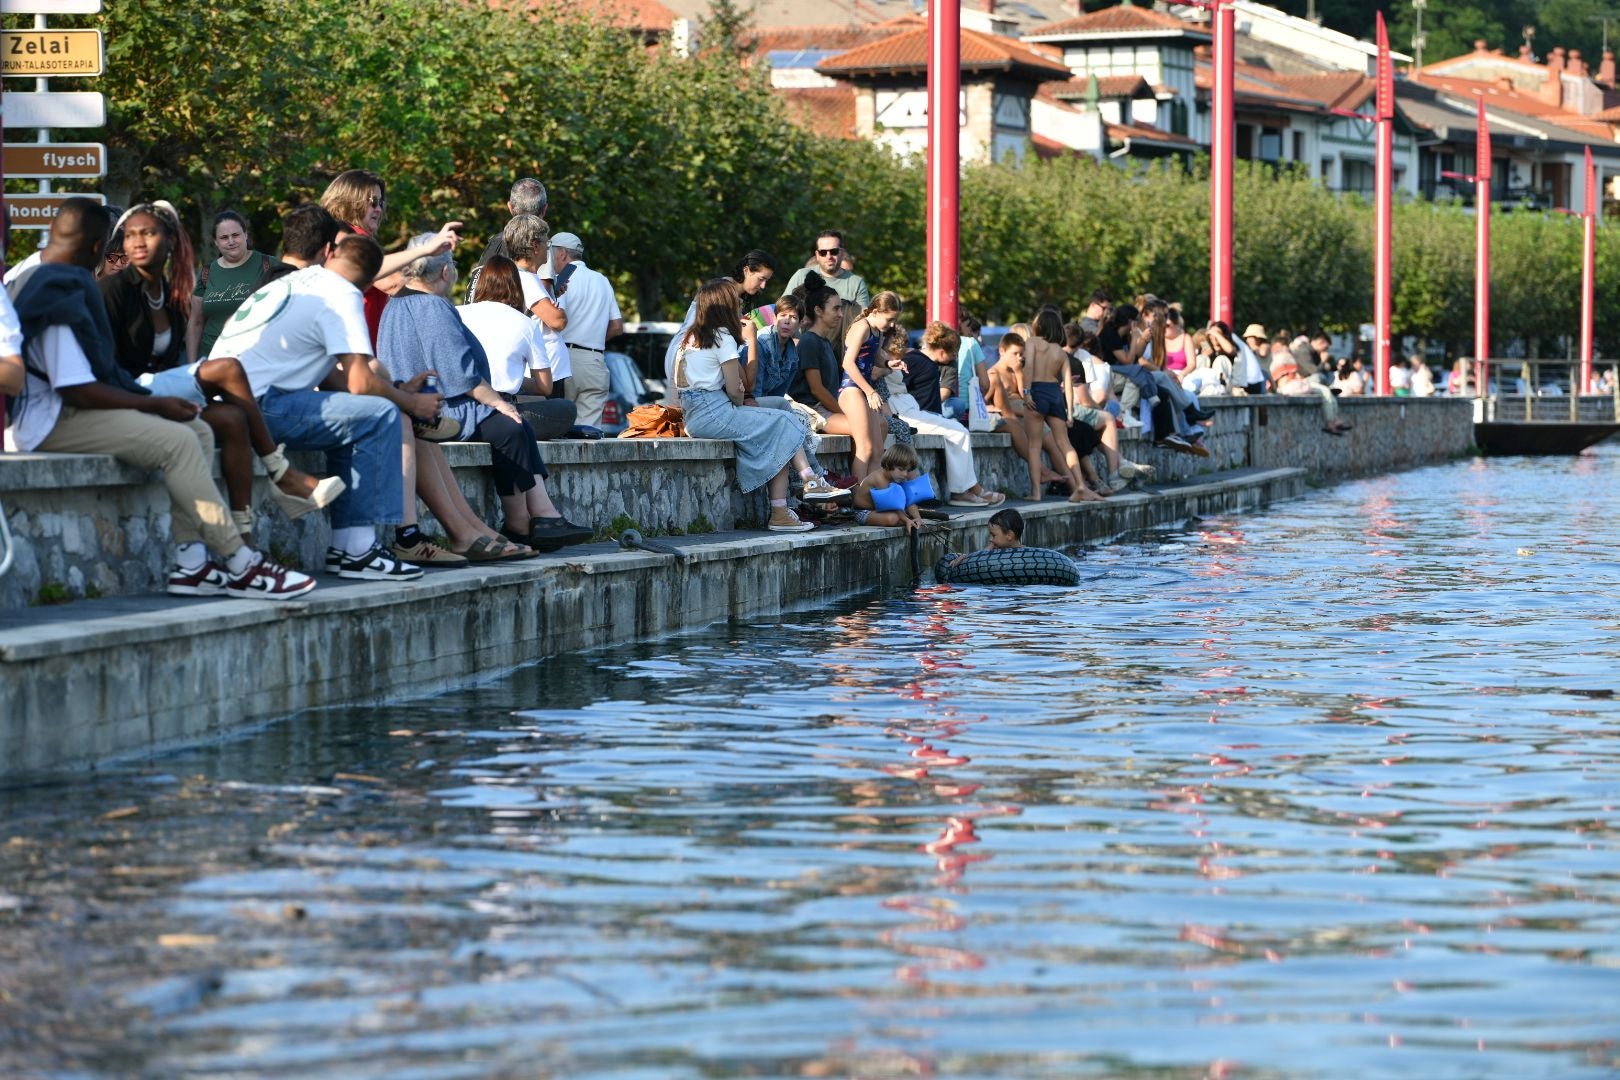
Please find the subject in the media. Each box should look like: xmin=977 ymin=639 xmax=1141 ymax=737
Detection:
xmin=852 ymin=442 xmax=932 ymax=534
xmin=940 ymin=508 xmax=1024 ymax=570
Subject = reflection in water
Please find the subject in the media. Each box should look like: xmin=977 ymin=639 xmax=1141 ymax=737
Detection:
xmin=2 ymin=450 xmax=1620 ymax=1078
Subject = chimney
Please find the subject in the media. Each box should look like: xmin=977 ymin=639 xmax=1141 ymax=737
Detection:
xmin=1544 ymin=47 xmax=1566 ymax=105
xmin=1519 ymin=44 xmax=1533 ymax=61
xmin=1570 ymin=49 xmax=1587 ymax=77
xmin=980 ymin=0 xmax=995 ymax=12
xmin=1473 ymin=39 xmax=1488 ymax=52
xmin=1600 ymin=49 xmax=1616 ymax=88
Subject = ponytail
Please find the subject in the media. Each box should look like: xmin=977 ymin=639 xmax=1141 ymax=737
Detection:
xmin=859 ymin=290 xmax=903 ymax=322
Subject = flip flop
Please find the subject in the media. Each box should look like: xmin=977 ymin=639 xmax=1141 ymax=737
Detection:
xmin=948 ymin=493 xmax=989 ymax=507
xmin=980 ymin=491 xmax=1006 ymax=505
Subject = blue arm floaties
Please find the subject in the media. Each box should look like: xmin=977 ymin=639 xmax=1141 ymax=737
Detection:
xmin=868 ymin=474 xmax=936 ymax=512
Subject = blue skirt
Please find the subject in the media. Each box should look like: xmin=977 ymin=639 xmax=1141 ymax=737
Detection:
xmin=681 ymin=388 xmax=808 ymax=492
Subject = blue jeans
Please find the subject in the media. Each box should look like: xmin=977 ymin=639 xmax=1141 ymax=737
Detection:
xmin=258 ymin=388 xmax=403 ymax=528
xmin=941 ymin=397 xmax=968 ymax=422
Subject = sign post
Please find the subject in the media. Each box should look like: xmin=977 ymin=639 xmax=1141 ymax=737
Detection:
xmin=1580 ymin=146 xmax=1596 ymax=396
xmin=1210 ymin=0 xmax=1234 ymax=326
xmin=1 ymin=0 xmax=107 ymax=235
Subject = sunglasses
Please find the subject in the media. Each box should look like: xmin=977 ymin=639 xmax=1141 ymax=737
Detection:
xmin=105 ymin=252 xmax=128 ymax=266
xmin=367 ymin=195 xmax=386 ymax=208
xmin=816 ymin=247 xmax=840 ymax=257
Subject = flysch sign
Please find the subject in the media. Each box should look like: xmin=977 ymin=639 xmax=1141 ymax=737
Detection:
xmin=1 ymin=90 xmax=104 ymax=128
xmin=7 ymin=193 xmax=106 ymax=230
xmin=1 ymin=29 xmax=103 ymax=77
xmin=3 ymin=142 xmax=105 ymax=177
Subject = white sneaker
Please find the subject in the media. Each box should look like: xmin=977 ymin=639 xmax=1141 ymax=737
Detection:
xmin=801 ymin=475 xmax=850 ymax=500
xmin=1118 ymin=459 xmax=1155 ymax=480
xmin=1122 ymin=416 xmax=1143 ymax=429
xmin=167 ymin=560 xmax=229 ymax=597
xmin=225 ymin=554 xmax=317 ymax=601
xmin=767 ymin=507 xmax=814 ymax=533
xmin=335 ymin=544 xmax=424 ymax=581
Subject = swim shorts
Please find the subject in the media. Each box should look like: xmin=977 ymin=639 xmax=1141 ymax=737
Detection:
xmin=1029 ymin=381 xmax=1067 ymax=421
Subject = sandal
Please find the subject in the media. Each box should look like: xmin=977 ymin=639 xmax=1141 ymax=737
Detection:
xmin=980 ymin=491 xmax=1006 ymax=505
xmin=456 ymin=535 xmax=532 ymax=562
xmin=948 ymin=492 xmax=989 ymax=507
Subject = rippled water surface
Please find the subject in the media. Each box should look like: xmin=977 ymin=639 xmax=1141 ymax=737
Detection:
xmin=4 ymin=450 xmax=1620 ymax=1079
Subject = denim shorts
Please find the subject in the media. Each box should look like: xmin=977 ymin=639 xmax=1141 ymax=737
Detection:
xmin=137 ymin=363 xmax=206 ymax=405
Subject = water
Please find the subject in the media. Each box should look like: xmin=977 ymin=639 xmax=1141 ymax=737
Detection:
xmin=4 ymin=451 xmax=1620 ymax=1079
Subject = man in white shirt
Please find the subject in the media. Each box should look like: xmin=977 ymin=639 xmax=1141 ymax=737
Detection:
xmin=210 ymin=235 xmax=444 ymax=582
xmin=550 ymin=232 xmax=621 ymax=428
xmin=8 ymin=198 xmax=314 ymax=600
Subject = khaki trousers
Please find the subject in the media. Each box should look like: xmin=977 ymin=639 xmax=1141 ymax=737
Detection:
xmin=38 ymin=406 xmax=242 ymax=556
xmin=564 ymin=346 xmax=611 ymax=428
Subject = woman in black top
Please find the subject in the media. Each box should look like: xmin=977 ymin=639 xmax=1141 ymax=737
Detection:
xmin=101 ymin=203 xmax=338 ymax=532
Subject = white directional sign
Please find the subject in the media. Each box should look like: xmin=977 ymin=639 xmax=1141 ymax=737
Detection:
xmin=2 ymin=91 xmax=105 ymax=128
xmin=0 ymin=1 xmax=102 ymax=12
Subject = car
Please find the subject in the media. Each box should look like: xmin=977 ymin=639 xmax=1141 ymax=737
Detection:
xmin=598 ymin=350 xmax=661 ymax=434
xmin=607 ymin=321 xmax=681 ymax=396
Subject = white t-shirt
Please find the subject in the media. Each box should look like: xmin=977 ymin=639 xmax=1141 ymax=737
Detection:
xmin=1388 ymin=364 xmax=1411 ymax=390
xmin=458 ymin=301 xmax=547 ymax=395
xmin=557 ymin=261 xmax=621 ymax=351
xmin=3 ymin=251 xmax=41 ymax=289
xmin=1075 ymin=348 xmax=1109 ymax=400
xmin=517 ymin=269 xmax=571 ymax=380
xmin=5 ymin=325 xmax=94 ymax=452
xmin=677 ymin=328 xmax=738 ymax=392
xmin=0 ymin=282 xmax=23 ymax=357
xmin=1182 ymin=365 xmax=1226 ymax=396
xmin=209 ymin=265 xmax=372 ymax=396
xmin=1234 ymin=340 xmax=1266 ymax=387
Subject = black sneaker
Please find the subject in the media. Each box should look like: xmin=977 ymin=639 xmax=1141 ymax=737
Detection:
xmin=323 ymin=546 xmax=344 ymax=574
xmin=528 ymin=516 xmax=594 ymax=551
xmin=335 ymin=544 xmax=424 ymax=581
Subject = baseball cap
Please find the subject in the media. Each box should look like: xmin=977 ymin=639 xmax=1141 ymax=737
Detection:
xmin=549 ymin=232 xmax=583 ymax=255
xmin=1242 ymin=323 xmax=1267 ymax=340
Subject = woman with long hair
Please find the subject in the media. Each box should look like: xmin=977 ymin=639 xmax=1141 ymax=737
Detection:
xmin=662 ymin=249 xmax=778 ymax=403
xmin=838 ymin=291 xmax=903 ymax=478
xmin=103 ymin=201 xmax=341 ymax=534
xmin=675 ymin=278 xmax=844 ymax=531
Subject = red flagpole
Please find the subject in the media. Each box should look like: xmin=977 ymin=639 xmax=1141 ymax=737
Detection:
xmin=927 ymin=0 xmax=959 ymax=328
xmin=1580 ymin=145 xmax=1596 ymax=395
xmin=1475 ymin=96 xmax=1491 ymax=397
xmin=1210 ymin=0 xmax=1235 ymax=325
xmin=1373 ymin=12 xmax=1394 ymax=396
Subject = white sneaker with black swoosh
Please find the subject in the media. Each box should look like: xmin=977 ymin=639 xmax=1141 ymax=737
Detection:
xmin=335 ymin=544 xmax=424 ymax=581
xmin=225 ymin=554 xmax=317 ymax=601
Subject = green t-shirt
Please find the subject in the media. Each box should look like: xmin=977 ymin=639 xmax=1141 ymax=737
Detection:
xmin=197 ymin=252 xmax=272 ymax=356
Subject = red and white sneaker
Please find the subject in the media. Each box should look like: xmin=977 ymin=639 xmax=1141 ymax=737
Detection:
xmin=167 ymin=561 xmax=229 ymax=597
xmin=225 ymin=554 xmax=317 ymax=601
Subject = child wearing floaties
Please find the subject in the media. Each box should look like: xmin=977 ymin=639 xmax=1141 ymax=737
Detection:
xmin=851 ymin=442 xmax=936 ymax=533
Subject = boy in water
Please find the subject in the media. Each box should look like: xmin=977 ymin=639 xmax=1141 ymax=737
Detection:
xmin=941 ymin=508 xmax=1024 ymax=570
xmin=851 ymin=442 xmax=928 ymax=534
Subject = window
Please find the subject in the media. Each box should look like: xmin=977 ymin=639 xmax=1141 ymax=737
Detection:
xmin=1292 ymin=131 xmax=1306 ymax=162
xmin=1170 ymin=100 xmax=1189 ymax=136
xmin=1342 ymin=159 xmax=1375 ymax=195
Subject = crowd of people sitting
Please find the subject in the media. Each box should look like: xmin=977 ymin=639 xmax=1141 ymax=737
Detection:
xmin=0 ymin=181 xmax=1464 ymax=604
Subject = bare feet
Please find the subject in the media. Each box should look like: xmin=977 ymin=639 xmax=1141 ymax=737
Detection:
xmin=1069 ymin=487 xmax=1106 ymax=503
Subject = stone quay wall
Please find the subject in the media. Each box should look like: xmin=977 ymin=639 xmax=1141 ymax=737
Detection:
xmin=0 ymin=396 xmax=1473 ymax=610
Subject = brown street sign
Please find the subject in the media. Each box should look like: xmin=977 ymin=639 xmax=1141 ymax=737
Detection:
xmin=1 ymin=28 xmax=103 ymax=76
xmin=6 ymin=192 xmax=105 ymax=229
xmin=3 ymin=142 xmax=105 ymax=177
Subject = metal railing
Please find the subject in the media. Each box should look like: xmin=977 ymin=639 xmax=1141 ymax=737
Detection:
xmin=1460 ymin=358 xmax=1620 ymax=422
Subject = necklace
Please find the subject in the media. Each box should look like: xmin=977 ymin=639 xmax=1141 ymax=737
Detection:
xmin=143 ymin=282 xmax=166 ymax=310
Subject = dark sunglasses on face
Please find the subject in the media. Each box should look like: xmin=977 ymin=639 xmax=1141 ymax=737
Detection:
xmin=367 ymin=196 xmax=385 ymax=208
xmin=105 ymin=252 xmax=128 ymax=266
xmin=816 ymin=247 xmax=840 ymax=256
